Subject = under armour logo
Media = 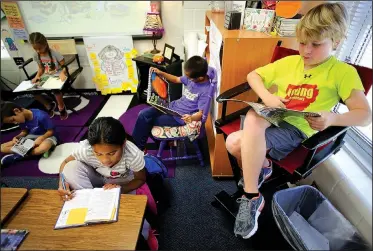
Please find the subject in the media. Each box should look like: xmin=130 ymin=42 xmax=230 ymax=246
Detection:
xmin=304 ymin=74 xmax=312 ymax=79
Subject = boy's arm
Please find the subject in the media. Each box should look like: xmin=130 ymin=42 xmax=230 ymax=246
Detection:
xmin=153 ymin=67 xmax=181 ymax=84
xmin=247 ymin=71 xmax=288 ymax=108
xmin=306 ymin=90 xmax=372 ymax=131
xmin=15 ymin=129 xmax=29 ymax=139
xmin=34 ymin=129 xmax=54 ymax=146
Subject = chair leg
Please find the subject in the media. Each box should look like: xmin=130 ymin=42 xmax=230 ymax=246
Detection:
xmin=157 ymin=141 xmax=167 ymax=159
xmin=192 ymin=140 xmax=204 ymax=167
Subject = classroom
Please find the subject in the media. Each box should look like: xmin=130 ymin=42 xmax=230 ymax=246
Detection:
xmin=0 ymin=1 xmax=372 ymax=250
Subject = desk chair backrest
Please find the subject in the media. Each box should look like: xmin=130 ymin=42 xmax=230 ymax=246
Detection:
xmin=47 ymin=39 xmax=78 ymax=55
xmin=201 ymin=66 xmax=217 ymax=123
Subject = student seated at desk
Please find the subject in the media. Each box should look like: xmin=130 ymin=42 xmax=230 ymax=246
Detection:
xmin=29 ymin=32 xmax=68 ymax=120
xmin=58 ymin=117 xmax=158 ymax=250
xmin=1 ymin=102 xmax=59 ymax=166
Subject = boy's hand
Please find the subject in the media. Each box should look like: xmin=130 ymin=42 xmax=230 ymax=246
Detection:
xmin=58 ymin=182 xmax=74 ymax=201
xmin=103 ymin=184 xmax=121 ymax=190
xmin=59 ymin=71 xmax=67 ymax=81
xmin=181 ymin=114 xmax=192 ymax=123
xmin=34 ymin=136 xmax=44 ymax=146
xmin=262 ymin=94 xmax=289 ymax=108
xmin=305 ymin=111 xmax=336 ymax=131
xmin=12 ymin=137 xmax=19 ymax=144
xmin=150 ymin=67 xmax=162 ymax=75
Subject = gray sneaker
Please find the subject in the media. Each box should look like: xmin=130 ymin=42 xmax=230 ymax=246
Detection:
xmin=238 ymin=162 xmax=272 ymax=189
xmin=234 ymin=194 xmax=265 ymax=239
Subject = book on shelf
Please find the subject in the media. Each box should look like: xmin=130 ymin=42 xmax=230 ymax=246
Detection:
xmin=220 ymin=98 xmax=320 ymax=127
xmin=147 ymin=68 xmax=182 ymax=117
xmin=54 ymin=188 xmax=121 ymax=230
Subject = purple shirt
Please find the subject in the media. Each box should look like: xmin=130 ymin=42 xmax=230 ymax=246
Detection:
xmin=169 ymin=76 xmax=211 ymax=117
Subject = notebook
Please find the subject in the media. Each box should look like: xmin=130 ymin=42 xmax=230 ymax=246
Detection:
xmin=10 ymin=137 xmax=34 ymax=156
xmin=1 ymin=229 xmax=29 ymax=251
xmin=55 ymin=188 xmax=121 ymax=230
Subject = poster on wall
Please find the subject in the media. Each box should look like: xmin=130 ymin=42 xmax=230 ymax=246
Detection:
xmin=83 ymin=36 xmax=139 ymax=95
xmin=1 ymin=1 xmax=28 ymax=40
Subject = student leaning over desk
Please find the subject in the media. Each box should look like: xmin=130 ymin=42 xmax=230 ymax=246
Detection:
xmin=57 ymin=117 xmax=158 ymax=250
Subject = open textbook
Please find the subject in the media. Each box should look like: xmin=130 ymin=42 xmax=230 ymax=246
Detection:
xmin=147 ymin=68 xmax=182 ymax=117
xmin=11 ymin=137 xmax=34 ymax=157
xmin=13 ymin=75 xmax=66 ymax=93
xmin=220 ymin=98 xmax=321 ymax=127
xmin=55 ymin=188 xmax=121 ymax=229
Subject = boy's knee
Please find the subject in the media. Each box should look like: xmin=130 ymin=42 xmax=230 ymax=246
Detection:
xmin=138 ymin=108 xmax=154 ymax=122
xmin=244 ymin=111 xmax=269 ymax=130
xmin=226 ymin=132 xmax=241 ymax=156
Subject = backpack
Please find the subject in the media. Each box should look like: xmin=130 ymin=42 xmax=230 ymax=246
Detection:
xmin=144 ymin=154 xmax=170 ymax=214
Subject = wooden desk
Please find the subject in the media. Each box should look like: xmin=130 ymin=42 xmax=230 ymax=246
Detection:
xmin=3 ymin=189 xmax=147 ymax=250
xmin=1 ymin=188 xmax=28 ymax=224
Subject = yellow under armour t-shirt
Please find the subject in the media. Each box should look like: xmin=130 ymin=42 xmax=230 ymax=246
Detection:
xmin=255 ymin=55 xmax=364 ymax=137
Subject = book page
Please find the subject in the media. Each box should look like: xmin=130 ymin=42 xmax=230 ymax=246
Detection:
xmin=13 ymin=81 xmax=35 ymax=92
xmin=55 ymin=189 xmax=91 ymax=229
xmin=11 ymin=138 xmax=34 ymax=156
xmin=85 ymin=188 xmax=120 ymax=223
xmin=41 ymin=77 xmax=65 ymax=90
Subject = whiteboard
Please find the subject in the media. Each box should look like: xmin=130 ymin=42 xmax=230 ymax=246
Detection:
xmin=17 ymin=1 xmax=150 ymax=37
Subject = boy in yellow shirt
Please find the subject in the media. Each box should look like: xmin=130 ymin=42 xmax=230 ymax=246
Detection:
xmin=225 ymin=3 xmax=372 ymax=239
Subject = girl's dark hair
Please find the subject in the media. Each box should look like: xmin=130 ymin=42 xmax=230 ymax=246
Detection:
xmin=184 ymin=56 xmax=208 ymax=79
xmin=88 ymin=117 xmax=127 ymax=146
xmin=1 ymin=102 xmax=23 ymax=121
xmin=29 ymin=32 xmax=56 ymax=71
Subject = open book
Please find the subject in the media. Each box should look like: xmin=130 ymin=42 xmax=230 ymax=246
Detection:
xmin=11 ymin=137 xmax=34 ymax=157
xmin=13 ymin=75 xmax=65 ymax=93
xmin=220 ymin=98 xmax=321 ymax=127
xmin=147 ymin=68 xmax=182 ymax=117
xmin=54 ymin=188 xmax=121 ymax=230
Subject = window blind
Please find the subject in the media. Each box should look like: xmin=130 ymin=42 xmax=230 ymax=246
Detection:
xmin=335 ymin=1 xmax=372 ymax=66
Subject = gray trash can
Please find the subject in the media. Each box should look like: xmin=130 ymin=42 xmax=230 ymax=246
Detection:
xmin=272 ymin=185 xmax=368 ymax=250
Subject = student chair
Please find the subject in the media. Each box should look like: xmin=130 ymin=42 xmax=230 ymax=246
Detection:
xmin=18 ymin=39 xmax=84 ymax=113
xmin=150 ymin=66 xmax=218 ymax=166
xmin=211 ymin=41 xmax=373 ymax=215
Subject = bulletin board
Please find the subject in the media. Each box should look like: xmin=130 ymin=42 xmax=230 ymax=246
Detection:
xmin=83 ymin=36 xmax=139 ymax=95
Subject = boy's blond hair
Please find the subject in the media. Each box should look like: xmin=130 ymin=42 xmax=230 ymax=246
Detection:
xmin=296 ymin=2 xmax=348 ymax=44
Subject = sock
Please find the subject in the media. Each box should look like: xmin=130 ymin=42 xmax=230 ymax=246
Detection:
xmin=243 ymin=192 xmax=260 ymax=200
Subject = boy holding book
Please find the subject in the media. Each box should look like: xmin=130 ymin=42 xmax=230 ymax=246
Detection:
xmin=226 ymin=3 xmax=372 ymax=239
xmin=132 ymin=56 xmax=212 ymax=150
xmin=1 ymin=102 xmax=58 ymax=166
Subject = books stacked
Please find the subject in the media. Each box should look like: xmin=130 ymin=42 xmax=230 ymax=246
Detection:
xmin=273 ymin=14 xmax=302 ymax=37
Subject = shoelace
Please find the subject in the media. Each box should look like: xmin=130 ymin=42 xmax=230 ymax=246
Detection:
xmin=236 ymin=197 xmax=256 ymax=219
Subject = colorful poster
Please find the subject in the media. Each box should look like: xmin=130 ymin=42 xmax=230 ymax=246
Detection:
xmin=83 ymin=36 xmax=139 ymax=95
xmin=1 ymin=1 xmax=29 ymax=40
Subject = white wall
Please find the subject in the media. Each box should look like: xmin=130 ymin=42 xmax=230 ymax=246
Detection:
xmin=1 ymin=1 xmax=184 ymax=90
xmin=183 ymin=1 xmax=210 ymax=37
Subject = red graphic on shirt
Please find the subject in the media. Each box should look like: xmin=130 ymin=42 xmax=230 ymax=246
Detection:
xmin=285 ymin=84 xmax=319 ymax=111
xmin=110 ymin=171 xmax=120 ymax=177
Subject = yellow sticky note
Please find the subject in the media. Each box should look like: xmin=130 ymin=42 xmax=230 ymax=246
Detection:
xmin=93 ymin=61 xmax=99 ymax=67
xmin=130 ymin=86 xmax=137 ymax=93
xmin=125 ymin=59 xmax=133 ymax=66
xmin=124 ymin=52 xmax=131 ymax=59
xmin=94 ymin=68 xmax=101 ymax=75
xmin=130 ymin=48 xmax=138 ymax=57
xmin=89 ymin=53 xmax=97 ymax=60
xmin=66 ymin=208 xmax=88 ymax=225
xmin=131 ymin=78 xmax=139 ymax=85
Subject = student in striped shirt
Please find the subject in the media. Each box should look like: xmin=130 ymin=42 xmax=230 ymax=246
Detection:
xmin=57 ymin=117 xmax=146 ymax=199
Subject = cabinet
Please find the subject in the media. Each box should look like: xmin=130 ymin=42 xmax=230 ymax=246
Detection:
xmin=204 ymin=11 xmax=298 ymax=177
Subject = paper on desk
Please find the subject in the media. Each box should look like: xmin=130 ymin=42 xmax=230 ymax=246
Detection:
xmin=13 ymin=80 xmax=34 ymax=92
